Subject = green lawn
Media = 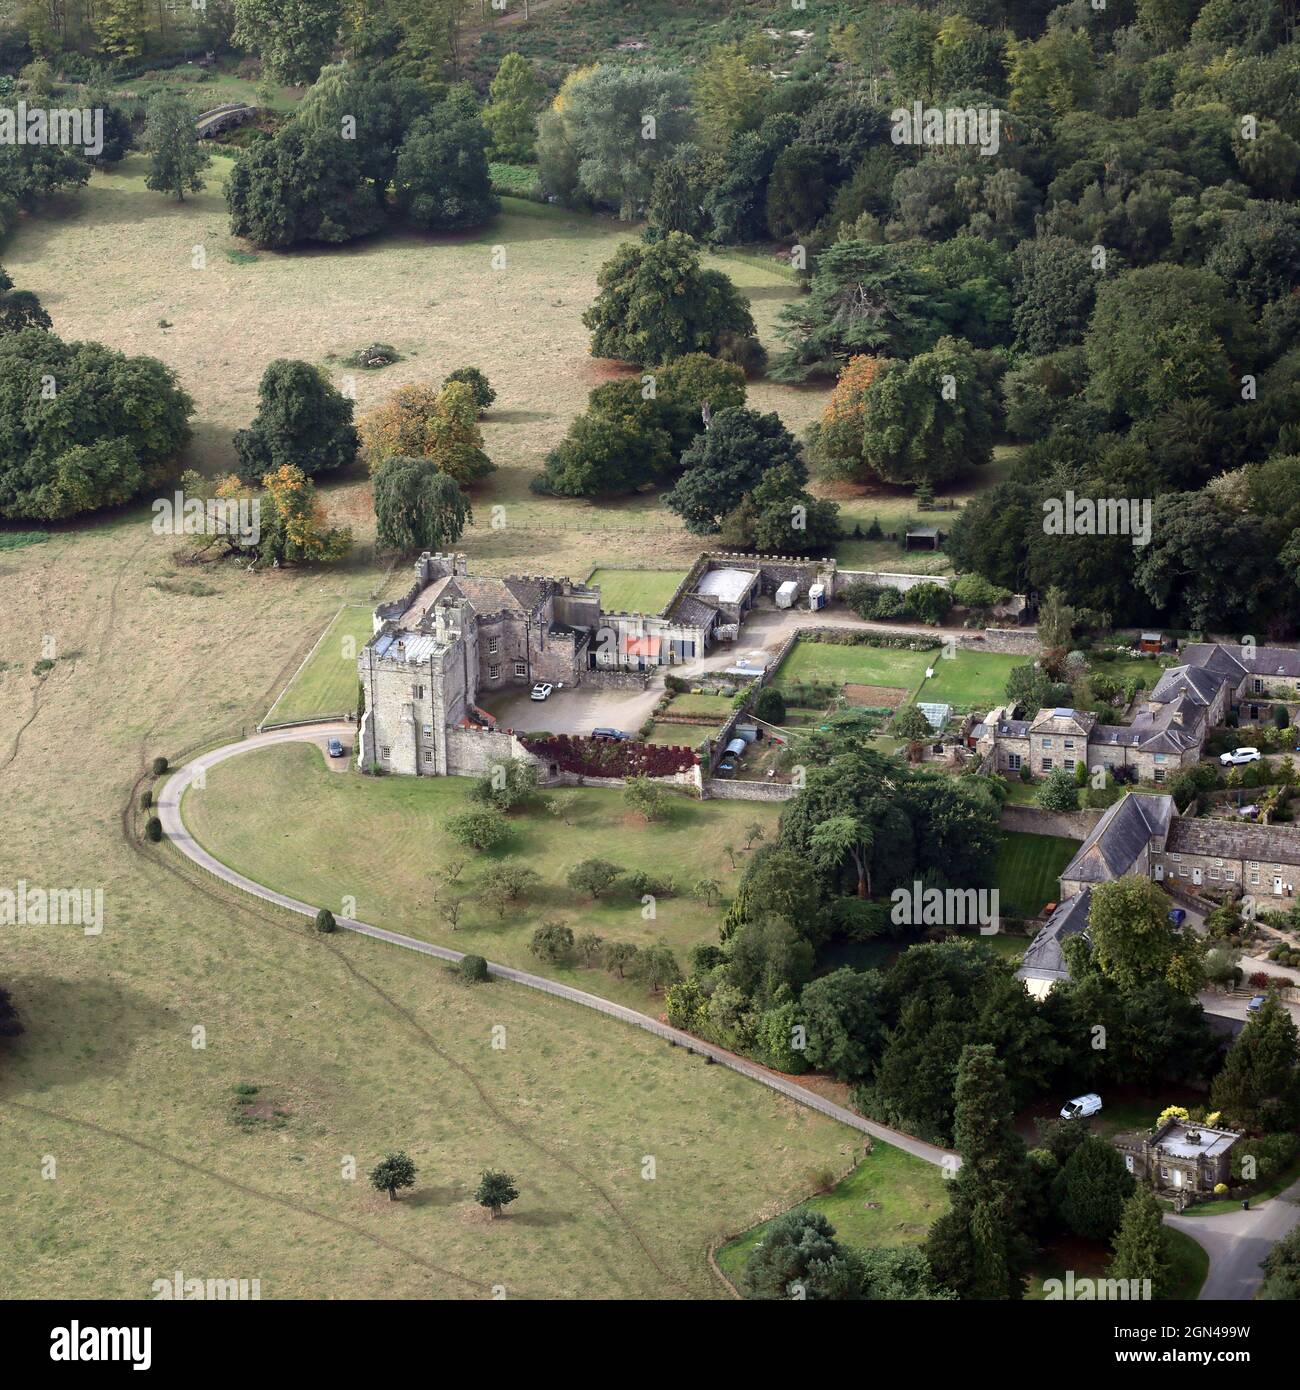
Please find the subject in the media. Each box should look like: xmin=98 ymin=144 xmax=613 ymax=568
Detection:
xmin=667 ymin=692 xmax=735 ymax=719
xmin=586 ymin=567 xmax=689 ymax=616
xmin=264 ymin=605 xmax=373 ymax=723
xmin=914 ymin=650 xmax=1024 ymax=711
xmin=645 ymin=721 xmax=707 ymax=747
xmin=184 ymin=741 xmax=780 ymax=1012
xmin=994 ymin=832 xmax=1081 ymax=919
xmin=716 ymin=1140 xmax=950 ymax=1286
xmin=772 ymin=641 xmax=932 ymax=694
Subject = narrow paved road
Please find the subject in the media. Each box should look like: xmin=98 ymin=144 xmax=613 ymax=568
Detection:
xmin=157 ymin=726 xmax=958 ymax=1171
xmin=1168 ymin=1176 xmax=1300 ymax=1299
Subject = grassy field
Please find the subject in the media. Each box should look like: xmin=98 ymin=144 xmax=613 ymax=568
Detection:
xmin=666 ymin=692 xmax=735 ymax=719
xmin=586 ymin=568 xmax=688 ymax=615
xmin=994 ymin=832 xmax=1081 ymax=919
xmin=771 ymin=641 xmax=932 ymax=695
xmin=12 ymin=157 xmax=826 ymax=589
xmin=715 ymin=1141 xmax=950 ymax=1286
xmin=0 ymin=161 xmax=859 ymax=1298
xmin=914 ymin=650 xmax=1023 ymax=711
xmin=265 ymin=605 xmax=373 ymax=724
xmin=184 ymin=741 xmax=779 ymax=1012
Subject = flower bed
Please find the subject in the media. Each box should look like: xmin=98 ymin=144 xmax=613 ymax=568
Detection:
xmin=520 ymin=734 xmax=697 ymax=778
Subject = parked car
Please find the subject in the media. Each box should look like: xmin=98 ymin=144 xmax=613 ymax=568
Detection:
xmin=1060 ymin=1093 xmax=1103 ymax=1120
xmin=1168 ymin=907 xmax=1186 ymax=926
xmin=530 ymin=683 xmax=554 ymax=701
xmin=1221 ymin=746 xmax=1262 ymax=765
xmin=326 ymin=738 xmax=345 ymax=758
xmin=591 ymin=727 xmax=629 ymax=741
xmin=1247 ymin=995 xmax=1267 ymax=1013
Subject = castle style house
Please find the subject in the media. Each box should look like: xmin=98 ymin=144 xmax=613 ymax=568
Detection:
xmin=355 ymin=551 xmax=838 ymax=778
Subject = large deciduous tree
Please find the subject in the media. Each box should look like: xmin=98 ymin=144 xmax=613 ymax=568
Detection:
xmin=235 ymin=360 xmax=358 ymax=484
xmin=583 ymin=234 xmax=759 ymax=369
xmin=663 ymin=407 xmax=802 ymax=534
xmin=143 ymin=94 xmax=211 ymax=202
xmin=373 ymin=455 xmax=471 ymax=555
xmin=0 ymin=329 xmax=193 ymax=521
xmin=233 ymin=0 xmax=343 ymax=86
xmin=393 ymin=89 xmax=497 ymax=232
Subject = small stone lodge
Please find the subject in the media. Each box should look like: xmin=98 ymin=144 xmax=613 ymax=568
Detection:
xmin=1113 ymin=1119 xmax=1242 ymax=1199
xmin=1018 ymin=791 xmax=1300 ymax=998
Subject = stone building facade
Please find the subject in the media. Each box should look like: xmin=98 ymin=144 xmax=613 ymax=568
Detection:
xmin=358 ymin=553 xmax=718 ymax=776
xmin=1113 ymin=1120 xmax=1241 ymax=1199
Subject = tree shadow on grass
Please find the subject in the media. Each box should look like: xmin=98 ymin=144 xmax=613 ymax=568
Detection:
xmin=0 ymin=974 xmax=177 ymax=1096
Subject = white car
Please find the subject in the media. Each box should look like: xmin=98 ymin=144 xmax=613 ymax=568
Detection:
xmin=1220 ymin=746 xmax=1262 ymax=766
xmin=530 ymin=683 xmax=554 ymax=701
xmin=1060 ymin=1093 xmax=1103 ymax=1121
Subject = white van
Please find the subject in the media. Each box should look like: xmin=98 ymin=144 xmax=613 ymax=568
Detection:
xmin=1060 ymin=1093 xmax=1102 ymax=1120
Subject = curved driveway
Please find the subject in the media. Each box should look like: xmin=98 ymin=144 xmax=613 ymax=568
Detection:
xmin=158 ymin=725 xmax=958 ymax=1171
xmin=1167 ymin=1176 xmax=1300 ymax=1300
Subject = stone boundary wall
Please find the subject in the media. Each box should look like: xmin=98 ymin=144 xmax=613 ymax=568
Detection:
xmin=976 ymin=628 xmax=1041 ymax=655
xmin=998 ymin=804 xmax=1103 ymax=839
xmin=443 ymin=726 xmax=526 ymax=777
xmin=576 ymin=667 xmax=654 ymax=691
xmin=836 ymin=570 xmax=953 ymax=594
xmin=703 ymin=778 xmax=796 ymax=802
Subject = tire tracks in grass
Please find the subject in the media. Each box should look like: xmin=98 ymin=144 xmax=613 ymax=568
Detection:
xmin=118 ymin=754 xmax=687 ymax=1297
xmin=0 ymin=1097 xmax=525 ymax=1299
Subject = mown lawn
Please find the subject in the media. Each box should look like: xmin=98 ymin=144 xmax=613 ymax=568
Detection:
xmin=184 ymin=741 xmax=780 ymax=1012
xmin=666 ymin=692 xmax=735 ymax=719
xmin=586 ymin=567 xmax=688 ymax=615
xmin=265 ymin=604 xmax=373 ymax=723
xmin=716 ymin=1141 xmax=950 ymax=1287
xmin=915 ymin=650 xmax=1024 ymax=711
xmin=771 ymin=641 xmax=932 ymax=694
xmin=994 ymin=832 xmax=1081 ymax=919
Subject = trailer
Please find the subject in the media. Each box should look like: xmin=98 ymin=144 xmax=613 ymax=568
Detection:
xmin=774 ymin=580 xmax=799 ymax=609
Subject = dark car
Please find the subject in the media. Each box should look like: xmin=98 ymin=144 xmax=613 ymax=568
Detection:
xmin=327 ymin=738 xmax=346 ymax=758
xmin=591 ymin=727 xmax=630 ymax=741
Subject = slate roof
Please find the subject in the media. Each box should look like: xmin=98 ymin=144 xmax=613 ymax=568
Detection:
xmin=666 ymin=593 xmax=720 ymax=630
xmin=1183 ymin=642 xmax=1300 ymax=680
xmin=1029 ymin=708 xmax=1096 ymax=736
xmin=1061 ymin=792 xmax=1176 ymax=886
xmin=410 ymin=574 xmax=552 ymax=626
xmin=1166 ymin=816 xmax=1300 ymax=867
xmin=1017 ymin=890 xmax=1092 ymax=985
xmin=1151 ymin=663 xmax=1233 ymax=707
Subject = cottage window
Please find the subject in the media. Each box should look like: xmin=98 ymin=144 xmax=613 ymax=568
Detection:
xmin=488 ymin=637 xmax=500 ymax=655
xmin=1154 ymin=769 xmax=1165 ymax=784
xmin=1226 ymin=870 xmax=1236 ymax=882
xmin=489 ymin=664 xmax=500 ymax=680
xmin=1041 ymin=737 xmax=1053 ymax=749
xmin=1006 ymin=753 xmax=1022 ymax=770
xmin=514 ymin=661 xmax=527 ymax=677
xmin=1210 ymin=868 xmax=1220 ymax=879
xmin=1065 ymin=759 xmax=1076 ymax=772
xmin=1215 ymin=858 xmax=1224 ymax=867
xmin=1253 ymin=678 xmax=1264 ymax=694
xmin=422 ymin=724 xmax=433 ymax=740
xmin=1042 ymin=757 xmax=1054 ymax=772
xmin=423 ymin=750 xmax=433 ymax=764
xmin=381 ymin=747 xmax=390 ymax=759
xmin=1171 ymin=854 xmax=1181 ymax=862
xmin=412 ymin=684 xmax=424 ymax=700
xmin=1155 ymin=753 xmax=1165 ymax=762
xmin=1064 ymin=739 xmax=1074 ymax=751
xmin=1251 ymin=873 xmax=1260 ymax=885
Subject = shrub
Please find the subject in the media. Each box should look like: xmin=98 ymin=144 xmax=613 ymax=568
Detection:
xmin=139 ymin=789 xmax=152 ymax=810
xmin=459 ymin=953 xmax=490 ymax=983
xmin=1037 ymin=767 xmax=1079 ymax=812
xmin=752 ymin=686 xmax=787 ymax=724
xmin=568 ymin=859 xmax=622 ymax=898
xmin=145 ymin=816 xmax=163 ymax=842
xmin=151 ymin=756 xmax=169 ymax=776
xmin=530 ymin=920 xmax=575 ymax=964
xmin=315 ymin=908 xmax=337 ymax=934
xmin=443 ymin=367 xmax=495 ymax=413
xmin=446 ymin=806 xmax=510 ymax=851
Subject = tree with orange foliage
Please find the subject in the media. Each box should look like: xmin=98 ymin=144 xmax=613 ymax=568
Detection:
xmin=816 ymin=354 xmax=886 ymax=479
xmin=259 ymin=464 xmax=352 ymax=565
xmin=359 ymin=380 xmax=494 ymax=488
